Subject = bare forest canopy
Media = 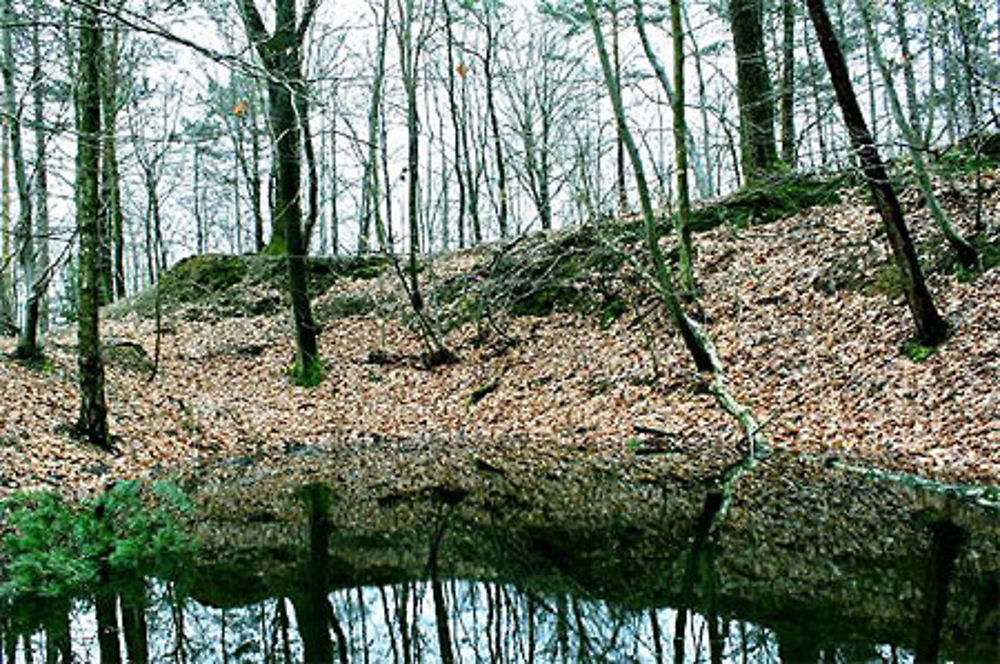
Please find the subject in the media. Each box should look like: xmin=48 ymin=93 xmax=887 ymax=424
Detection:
xmin=0 ymin=0 xmax=998 ymax=517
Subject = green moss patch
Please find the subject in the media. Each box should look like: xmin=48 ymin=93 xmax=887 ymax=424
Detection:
xmin=689 ymin=172 xmax=847 ymax=232
xmin=431 ymin=227 xmax=630 ymax=330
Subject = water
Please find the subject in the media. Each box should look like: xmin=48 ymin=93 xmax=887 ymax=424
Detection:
xmin=2 ymin=451 xmax=998 ymax=662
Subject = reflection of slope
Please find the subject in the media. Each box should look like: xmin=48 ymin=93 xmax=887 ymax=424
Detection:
xmin=10 ymin=449 xmax=996 ymax=663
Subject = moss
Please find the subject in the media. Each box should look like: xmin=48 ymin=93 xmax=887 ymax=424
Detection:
xmin=315 ymin=293 xmax=379 ymax=320
xmin=289 ymin=355 xmax=324 ymax=387
xmin=160 ymin=255 xmax=250 ymax=304
xmin=902 ymin=340 xmax=937 ymax=363
xmin=865 ymin=263 xmax=905 ymax=299
xmin=432 ymin=226 xmax=628 ymax=328
xmin=689 ymin=172 xmax=846 ymax=232
xmin=14 ymin=352 xmax=53 ymax=373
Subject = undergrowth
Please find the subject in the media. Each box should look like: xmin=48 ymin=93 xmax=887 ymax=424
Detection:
xmin=0 ymin=481 xmax=197 ymax=604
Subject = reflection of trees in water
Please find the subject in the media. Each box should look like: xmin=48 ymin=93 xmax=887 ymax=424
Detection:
xmin=1 ymin=580 xmax=929 ymax=662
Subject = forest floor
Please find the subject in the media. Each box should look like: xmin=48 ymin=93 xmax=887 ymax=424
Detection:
xmin=1 ymin=168 xmax=999 ymax=504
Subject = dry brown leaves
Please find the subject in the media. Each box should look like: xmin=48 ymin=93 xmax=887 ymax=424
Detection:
xmin=0 ymin=173 xmax=997 ymax=500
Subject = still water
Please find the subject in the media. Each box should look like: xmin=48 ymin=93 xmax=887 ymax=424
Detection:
xmin=2 ymin=450 xmax=998 ymax=662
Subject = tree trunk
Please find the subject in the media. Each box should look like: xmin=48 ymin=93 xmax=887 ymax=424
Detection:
xmin=3 ymin=0 xmax=37 ymax=358
xmin=0 ymin=113 xmax=12 ymax=335
xmin=633 ymin=0 xmax=694 ymax=293
xmin=301 ymin=95 xmax=319 ymax=252
xmin=779 ymin=0 xmax=796 ymax=165
xmin=856 ymin=0 xmax=978 ymax=269
xmin=611 ymin=2 xmax=627 ymax=214
xmin=32 ymin=0 xmax=49 ymax=335
xmin=360 ymin=0 xmax=389 ymax=254
xmin=484 ymin=18 xmax=508 ymax=239
xmin=806 ymin=0 xmax=947 ymax=345
xmin=586 ymin=0 xmax=712 ymax=372
xmin=239 ymin=0 xmax=321 ymax=384
xmin=443 ymin=0 xmax=467 ymax=248
xmin=729 ymin=0 xmax=779 ymax=180
xmin=248 ymin=94 xmax=265 ymax=252
xmin=101 ymin=23 xmax=125 ymax=301
xmin=75 ymin=0 xmax=110 ymax=447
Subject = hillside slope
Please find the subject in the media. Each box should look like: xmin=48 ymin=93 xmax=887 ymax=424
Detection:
xmin=1 ymin=171 xmax=998 ymax=499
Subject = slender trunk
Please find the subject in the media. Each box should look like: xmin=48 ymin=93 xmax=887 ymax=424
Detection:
xmin=685 ymin=7 xmax=714 ymax=198
xmin=101 ymin=24 xmax=125 ymax=300
xmin=194 ymin=145 xmax=203 ymax=256
xmin=301 ymin=95 xmax=319 ymax=252
xmin=806 ymin=0 xmax=947 ymax=345
xmin=32 ymin=0 xmax=49 ymax=334
xmin=634 ymin=0 xmax=694 ymax=292
xmin=0 ymin=112 xmax=11 ymax=334
xmin=75 ymin=0 xmax=109 ymax=446
xmin=670 ymin=0 xmax=693 ymax=293
xmin=780 ymin=0 xmax=796 ymax=165
xmin=329 ymin=87 xmax=339 ymax=254
xmin=249 ymin=95 xmax=265 ymax=252
xmin=361 ymin=0 xmax=389 ymax=254
xmin=3 ymin=0 xmax=37 ymax=357
xmin=484 ymin=19 xmax=508 ymax=238
xmin=611 ymin=2 xmax=627 ymax=214
xmin=856 ymin=0 xmax=978 ymax=269
xmin=586 ymin=0 xmax=713 ymax=372
xmin=443 ymin=0 xmax=466 ymax=248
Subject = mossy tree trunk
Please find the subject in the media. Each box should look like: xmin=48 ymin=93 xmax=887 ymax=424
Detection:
xmin=633 ymin=0 xmax=695 ymax=293
xmin=729 ymin=0 xmax=779 ymax=181
xmin=239 ymin=0 xmax=321 ymax=384
xmin=806 ymin=0 xmax=947 ymax=346
xmin=0 ymin=115 xmax=12 ymax=335
xmin=100 ymin=22 xmax=126 ymax=301
xmin=75 ymin=0 xmax=110 ymax=447
xmin=585 ymin=0 xmax=711 ymax=373
xmin=31 ymin=0 xmax=49 ymax=335
xmin=779 ymin=0 xmax=796 ymax=166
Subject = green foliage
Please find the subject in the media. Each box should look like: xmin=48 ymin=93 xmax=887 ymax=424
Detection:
xmin=289 ymin=355 xmax=324 ymax=387
xmin=933 ymin=133 xmax=1000 ymax=177
xmin=930 ymin=233 xmax=1000 ymax=283
xmin=115 ymin=253 xmax=389 ymax=320
xmin=0 ymin=481 xmax=197 ymax=602
xmin=688 ymin=172 xmax=846 ymax=232
xmin=15 ymin=353 xmax=53 ymax=373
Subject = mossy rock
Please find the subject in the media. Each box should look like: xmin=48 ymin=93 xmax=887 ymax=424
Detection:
xmin=102 ymin=340 xmax=154 ymax=374
xmin=689 ymin=172 xmax=847 ymax=232
xmin=159 ymin=255 xmax=250 ymax=304
xmin=250 ymin=254 xmax=389 ymax=294
xmin=315 ymin=293 xmax=380 ymax=320
xmin=431 ymin=226 xmax=628 ymax=329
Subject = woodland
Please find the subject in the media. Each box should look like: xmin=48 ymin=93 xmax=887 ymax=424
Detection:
xmin=0 ymin=0 xmax=997 ymax=658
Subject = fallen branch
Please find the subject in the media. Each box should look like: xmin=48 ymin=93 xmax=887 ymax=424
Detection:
xmin=828 ymin=460 xmax=1000 ymax=512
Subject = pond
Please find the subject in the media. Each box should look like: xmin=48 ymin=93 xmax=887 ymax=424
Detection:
xmin=2 ymin=441 xmax=998 ymax=662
